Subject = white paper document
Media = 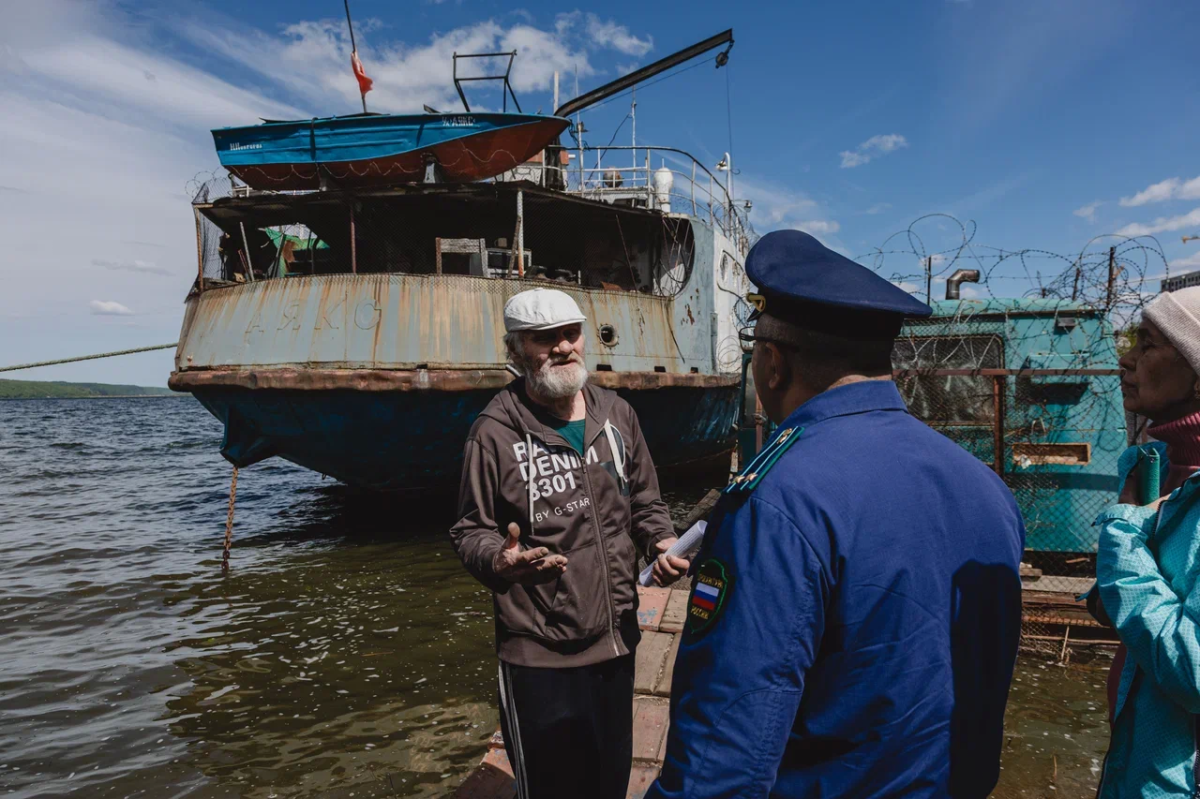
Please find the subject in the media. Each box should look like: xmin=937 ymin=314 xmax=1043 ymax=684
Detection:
xmin=638 ymin=520 xmax=707 ymax=587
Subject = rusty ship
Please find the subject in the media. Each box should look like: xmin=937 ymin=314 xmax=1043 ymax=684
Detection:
xmin=169 ymin=31 xmax=753 ymax=490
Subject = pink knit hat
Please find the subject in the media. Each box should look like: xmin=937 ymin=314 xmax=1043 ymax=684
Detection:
xmin=1145 ymin=286 xmax=1200 ymax=374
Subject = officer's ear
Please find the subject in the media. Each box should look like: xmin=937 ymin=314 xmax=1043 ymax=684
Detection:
xmin=761 ymin=342 xmax=793 ymax=390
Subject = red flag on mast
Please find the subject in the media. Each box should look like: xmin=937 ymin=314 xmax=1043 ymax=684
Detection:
xmin=351 ymin=51 xmax=373 ymax=95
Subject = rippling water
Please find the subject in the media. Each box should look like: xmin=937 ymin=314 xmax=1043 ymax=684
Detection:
xmin=0 ymin=397 xmax=533 ymax=798
xmin=0 ymin=397 xmax=1111 ymax=798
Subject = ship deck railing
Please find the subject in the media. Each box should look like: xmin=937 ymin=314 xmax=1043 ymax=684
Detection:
xmin=495 ymin=144 xmax=754 ymax=247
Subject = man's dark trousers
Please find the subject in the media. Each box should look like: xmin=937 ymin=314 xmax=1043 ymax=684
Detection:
xmin=497 ymin=654 xmax=634 ymax=799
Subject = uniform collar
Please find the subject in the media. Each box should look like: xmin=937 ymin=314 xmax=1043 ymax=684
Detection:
xmin=779 ymin=379 xmax=907 ymax=431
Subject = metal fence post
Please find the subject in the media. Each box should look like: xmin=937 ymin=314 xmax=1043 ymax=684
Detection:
xmin=691 ymin=161 xmax=697 ymax=216
xmin=194 ymin=207 xmax=205 ymax=293
xmin=349 ymin=201 xmax=358 ymax=275
xmin=516 ymin=190 xmax=525 ymax=278
xmin=239 ymin=222 xmax=256 ymax=283
xmin=992 ymin=374 xmax=1006 ymax=476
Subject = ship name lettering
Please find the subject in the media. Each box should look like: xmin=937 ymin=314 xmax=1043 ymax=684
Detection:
xmin=354 ymin=300 xmax=381 ymax=330
xmin=278 ymin=301 xmax=302 ymax=330
xmin=316 ymin=294 xmax=346 ymax=330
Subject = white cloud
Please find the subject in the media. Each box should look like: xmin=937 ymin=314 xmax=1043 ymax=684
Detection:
xmin=797 ymin=220 xmax=841 ymax=236
xmin=583 ymin=14 xmax=653 ymax=57
xmin=734 ymin=174 xmax=840 ymax=242
xmin=865 ymin=203 xmax=892 ymax=215
xmin=92 ymin=258 xmax=173 ymax=277
xmin=1120 ymin=175 xmax=1200 ymax=207
xmin=839 ymin=134 xmax=908 ymax=168
xmin=1116 ymin=207 xmax=1200 ymax=237
xmin=1170 ymin=251 xmax=1200 ymax=270
xmin=169 ymin=11 xmax=648 ymax=116
xmin=1073 ymin=201 xmax=1102 ymax=222
xmin=90 ymin=300 xmax=133 ymax=316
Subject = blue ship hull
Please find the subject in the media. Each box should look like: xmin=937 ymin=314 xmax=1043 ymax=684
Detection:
xmin=194 ymin=385 xmax=738 ymax=491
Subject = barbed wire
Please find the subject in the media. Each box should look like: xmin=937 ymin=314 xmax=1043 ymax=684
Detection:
xmin=869 ymin=215 xmax=1159 ymax=608
xmin=864 ymin=213 xmax=1169 ymax=331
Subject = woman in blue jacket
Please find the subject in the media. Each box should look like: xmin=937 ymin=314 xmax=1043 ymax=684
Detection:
xmin=1094 ymin=285 xmax=1200 ymax=796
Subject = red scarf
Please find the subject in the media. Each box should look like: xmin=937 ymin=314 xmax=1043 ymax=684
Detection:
xmin=1147 ymin=410 xmax=1200 ymax=493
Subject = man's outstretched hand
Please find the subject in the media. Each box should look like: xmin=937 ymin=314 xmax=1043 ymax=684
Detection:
xmin=492 ymin=523 xmax=568 ymax=585
xmin=651 ymin=537 xmax=690 ymax=587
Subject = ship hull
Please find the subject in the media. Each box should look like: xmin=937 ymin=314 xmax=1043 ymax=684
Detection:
xmin=182 ymin=376 xmax=737 ymax=490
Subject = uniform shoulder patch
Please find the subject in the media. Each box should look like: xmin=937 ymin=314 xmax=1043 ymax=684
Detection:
xmin=686 ymin=557 xmax=733 ymax=636
xmin=725 ymin=426 xmax=804 ymax=495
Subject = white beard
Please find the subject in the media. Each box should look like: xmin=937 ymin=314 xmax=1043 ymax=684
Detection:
xmin=523 ymin=355 xmax=589 ymax=400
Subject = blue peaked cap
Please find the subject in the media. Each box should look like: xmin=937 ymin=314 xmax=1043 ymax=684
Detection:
xmin=746 ymin=230 xmax=932 ymax=329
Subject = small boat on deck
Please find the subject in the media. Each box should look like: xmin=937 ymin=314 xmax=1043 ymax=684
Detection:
xmin=212 ymin=112 xmax=570 ymax=190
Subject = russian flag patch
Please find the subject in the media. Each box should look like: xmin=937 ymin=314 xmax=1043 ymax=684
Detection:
xmin=687 ymin=558 xmax=732 ymax=635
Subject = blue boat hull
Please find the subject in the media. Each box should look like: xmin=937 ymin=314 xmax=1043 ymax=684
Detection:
xmin=212 ymin=113 xmax=569 ymax=189
xmin=193 ymin=385 xmax=738 ymax=490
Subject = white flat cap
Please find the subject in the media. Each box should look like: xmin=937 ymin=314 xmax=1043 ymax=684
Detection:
xmin=503 ymin=288 xmax=587 ymax=332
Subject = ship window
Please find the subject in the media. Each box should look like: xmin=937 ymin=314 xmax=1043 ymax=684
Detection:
xmin=598 ymin=325 xmax=618 ymax=347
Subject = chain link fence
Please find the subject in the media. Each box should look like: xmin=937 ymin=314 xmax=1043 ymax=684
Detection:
xmin=895 ymin=362 xmax=1125 ymax=653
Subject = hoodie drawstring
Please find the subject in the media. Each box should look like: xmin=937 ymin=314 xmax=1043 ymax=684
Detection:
xmin=603 ymin=420 xmax=627 ymax=490
xmin=526 ymin=432 xmax=536 ymax=532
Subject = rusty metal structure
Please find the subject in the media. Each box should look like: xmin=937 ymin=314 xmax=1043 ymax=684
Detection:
xmin=170 ymin=31 xmax=754 ymax=489
xmin=171 ymin=145 xmax=754 ymax=488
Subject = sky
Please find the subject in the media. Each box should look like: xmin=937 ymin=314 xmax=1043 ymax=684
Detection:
xmin=1 ymin=0 xmax=1198 ymax=386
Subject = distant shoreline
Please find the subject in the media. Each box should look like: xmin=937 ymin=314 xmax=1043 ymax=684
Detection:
xmin=0 ymin=394 xmax=185 ymax=401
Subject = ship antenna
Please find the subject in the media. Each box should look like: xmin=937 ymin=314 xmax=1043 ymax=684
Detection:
xmin=631 ymin=87 xmax=636 ymax=172
xmin=344 ymin=0 xmax=369 ymax=114
xmin=724 ymin=61 xmax=736 ymax=229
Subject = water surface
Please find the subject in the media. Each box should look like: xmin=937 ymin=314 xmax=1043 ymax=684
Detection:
xmin=0 ymin=398 xmax=1110 ymax=797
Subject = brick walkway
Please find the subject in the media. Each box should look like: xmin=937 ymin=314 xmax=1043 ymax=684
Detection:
xmin=452 ymin=585 xmax=689 ymax=799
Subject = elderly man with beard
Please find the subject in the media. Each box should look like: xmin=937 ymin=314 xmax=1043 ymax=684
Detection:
xmin=450 ymin=288 xmax=687 ymax=799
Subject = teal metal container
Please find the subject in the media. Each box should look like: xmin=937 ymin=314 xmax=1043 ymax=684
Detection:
xmin=897 ymin=299 xmax=1125 ymax=554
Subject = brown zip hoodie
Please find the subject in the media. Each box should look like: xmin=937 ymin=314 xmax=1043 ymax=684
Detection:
xmin=450 ymin=379 xmax=675 ymax=668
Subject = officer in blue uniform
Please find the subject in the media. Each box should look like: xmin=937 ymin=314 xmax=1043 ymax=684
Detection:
xmin=647 ymin=230 xmax=1025 ymax=798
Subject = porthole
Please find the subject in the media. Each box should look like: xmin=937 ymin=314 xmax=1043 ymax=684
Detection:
xmin=599 ymin=324 xmax=618 ymax=347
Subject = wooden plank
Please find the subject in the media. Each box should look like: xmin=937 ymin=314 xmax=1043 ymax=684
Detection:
xmin=674 ymin=489 xmax=722 ymax=534
xmin=626 ymin=764 xmax=661 ymax=799
xmin=660 ymin=590 xmax=689 ymax=634
xmin=653 ymin=633 xmax=681 ymax=697
xmin=631 ymin=697 xmax=670 ymax=762
xmin=637 ymin=586 xmax=670 ymax=631
xmin=451 ymin=748 xmax=515 ymax=799
xmin=635 ymin=631 xmax=674 ymax=694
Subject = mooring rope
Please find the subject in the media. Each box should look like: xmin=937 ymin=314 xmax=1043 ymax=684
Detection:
xmin=222 ymin=466 xmax=239 ymax=571
xmin=0 ymin=343 xmax=178 ymax=374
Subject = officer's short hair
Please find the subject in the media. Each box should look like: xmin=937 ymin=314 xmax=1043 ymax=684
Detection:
xmin=756 ymin=313 xmax=894 ymax=388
